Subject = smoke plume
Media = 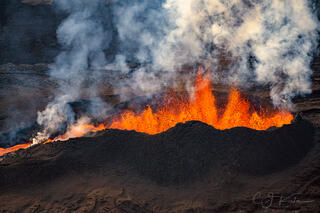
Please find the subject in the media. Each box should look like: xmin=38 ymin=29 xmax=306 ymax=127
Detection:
xmin=34 ymin=0 xmax=319 ymax=141
xmin=113 ymin=0 xmax=319 ymax=108
xmin=34 ymin=0 xmax=111 ymax=142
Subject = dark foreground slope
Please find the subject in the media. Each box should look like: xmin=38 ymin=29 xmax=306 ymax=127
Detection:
xmin=0 ymin=117 xmax=319 ymax=212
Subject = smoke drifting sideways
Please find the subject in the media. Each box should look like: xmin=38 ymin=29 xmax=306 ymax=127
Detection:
xmin=33 ymin=0 xmax=319 ymax=143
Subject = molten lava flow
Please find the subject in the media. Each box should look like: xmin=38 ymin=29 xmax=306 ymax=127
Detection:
xmin=0 ymin=69 xmax=294 ymax=156
xmin=0 ymin=143 xmax=32 ymax=156
xmin=44 ymin=123 xmax=106 ymax=144
xmin=109 ymin=69 xmax=293 ymax=134
xmin=0 ymin=123 xmax=106 ymax=156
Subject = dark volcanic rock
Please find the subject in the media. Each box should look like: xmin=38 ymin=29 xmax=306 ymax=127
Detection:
xmin=135 ymin=117 xmax=315 ymax=183
xmin=0 ymin=116 xmax=315 ymax=186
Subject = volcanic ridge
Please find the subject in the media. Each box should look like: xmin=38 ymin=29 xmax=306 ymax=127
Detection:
xmin=0 ymin=115 xmax=319 ymax=212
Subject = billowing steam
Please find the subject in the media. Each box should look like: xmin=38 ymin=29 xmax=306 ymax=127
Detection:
xmin=113 ymin=0 xmax=319 ymax=107
xmin=33 ymin=0 xmax=319 ymax=142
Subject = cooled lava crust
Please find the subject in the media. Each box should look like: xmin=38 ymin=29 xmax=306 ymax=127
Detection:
xmin=0 ymin=115 xmax=319 ymax=212
xmin=0 ymin=115 xmax=315 ymax=185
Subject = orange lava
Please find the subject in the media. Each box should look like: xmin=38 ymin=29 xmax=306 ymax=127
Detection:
xmin=0 ymin=143 xmax=32 ymax=156
xmin=0 ymin=124 xmax=107 ymax=156
xmin=109 ymin=69 xmax=293 ymax=134
xmin=0 ymin=69 xmax=294 ymax=156
xmin=44 ymin=123 xmax=106 ymax=144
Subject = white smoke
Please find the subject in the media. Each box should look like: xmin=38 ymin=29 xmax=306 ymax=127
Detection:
xmin=34 ymin=0 xmax=111 ymax=143
xmin=33 ymin=0 xmax=319 ymax=141
xmin=113 ymin=0 xmax=319 ymax=108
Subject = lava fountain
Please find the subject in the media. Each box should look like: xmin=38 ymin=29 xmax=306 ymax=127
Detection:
xmin=0 ymin=69 xmax=293 ymax=156
xmin=109 ymin=69 xmax=293 ymax=134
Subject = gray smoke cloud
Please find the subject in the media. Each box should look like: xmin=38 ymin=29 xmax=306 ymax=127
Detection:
xmin=33 ymin=0 xmax=319 ymax=142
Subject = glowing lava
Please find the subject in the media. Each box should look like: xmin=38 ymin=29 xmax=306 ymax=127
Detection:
xmin=45 ymin=123 xmax=106 ymax=143
xmin=0 ymin=143 xmax=32 ymax=156
xmin=0 ymin=124 xmax=106 ymax=156
xmin=0 ymin=69 xmax=294 ymax=156
xmin=109 ymin=69 xmax=293 ymax=134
